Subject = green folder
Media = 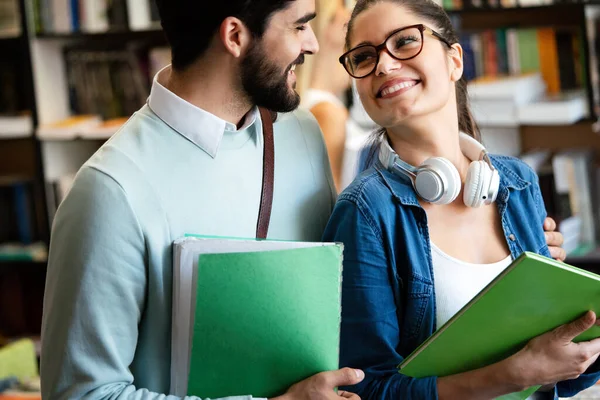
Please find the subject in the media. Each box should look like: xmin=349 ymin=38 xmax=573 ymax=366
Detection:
xmin=171 ymin=237 xmax=343 ymax=398
xmin=399 ymin=252 xmax=600 ymax=400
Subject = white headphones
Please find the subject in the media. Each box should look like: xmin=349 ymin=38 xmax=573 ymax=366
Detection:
xmin=378 ymin=132 xmax=500 ymax=207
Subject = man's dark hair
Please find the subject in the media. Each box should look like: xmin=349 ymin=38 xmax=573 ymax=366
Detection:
xmin=154 ymin=0 xmax=297 ymax=70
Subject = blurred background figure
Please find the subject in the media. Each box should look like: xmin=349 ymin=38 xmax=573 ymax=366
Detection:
xmin=298 ymin=0 xmax=378 ymax=193
xmin=298 ymin=0 xmax=353 ymax=193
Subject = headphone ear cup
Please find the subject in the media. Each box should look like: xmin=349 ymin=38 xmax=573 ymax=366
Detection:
xmin=419 ymin=157 xmax=461 ymax=204
xmin=488 ymin=170 xmax=500 ymax=203
xmin=464 ymin=161 xmax=483 ymax=208
xmin=464 ymin=161 xmax=493 ymax=208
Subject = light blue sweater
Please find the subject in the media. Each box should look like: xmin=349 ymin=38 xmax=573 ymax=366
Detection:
xmin=40 ymin=98 xmax=336 ymax=399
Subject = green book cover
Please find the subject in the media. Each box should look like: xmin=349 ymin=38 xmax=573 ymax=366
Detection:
xmin=517 ymin=29 xmax=540 ymax=74
xmin=398 ymin=252 xmax=600 ymax=400
xmin=181 ymin=241 xmax=343 ymax=398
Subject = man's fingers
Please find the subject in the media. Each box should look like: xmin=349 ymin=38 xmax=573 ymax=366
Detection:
xmin=338 ymin=391 xmax=360 ymax=400
xmin=544 ymin=217 xmax=557 ymax=232
xmin=316 ymin=368 xmax=364 ymax=389
xmin=545 ymin=231 xmax=564 ymax=247
xmin=549 ymin=246 xmax=566 ymax=262
xmin=554 ymin=311 xmax=597 ymax=342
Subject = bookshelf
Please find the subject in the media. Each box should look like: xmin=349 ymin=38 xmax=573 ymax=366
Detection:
xmin=35 ymin=28 xmax=164 ymax=41
xmin=2 ymin=0 xmax=600 ymax=343
xmin=0 ymin=0 xmax=167 ymax=342
xmin=448 ymin=1 xmax=600 ymax=262
xmin=0 ymin=0 xmax=48 ymax=345
xmin=24 ymin=0 xmax=169 ymax=244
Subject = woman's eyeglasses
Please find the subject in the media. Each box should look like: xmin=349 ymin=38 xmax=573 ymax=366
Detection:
xmin=339 ymin=24 xmax=452 ymax=79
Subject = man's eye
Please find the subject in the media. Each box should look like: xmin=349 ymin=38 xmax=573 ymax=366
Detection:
xmin=297 ymin=25 xmax=307 ymax=31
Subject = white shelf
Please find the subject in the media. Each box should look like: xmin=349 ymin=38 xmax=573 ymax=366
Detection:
xmin=37 ymin=129 xmax=115 ymax=141
xmin=36 ymin=116 xmax=125 ymax=141
xmin=40 ymin=140 xmax=101 ymax=181
xmin=0 ymin=115 xmax=34 ymax=139
xmin=0 ymin=27 xmax=21 ymax=39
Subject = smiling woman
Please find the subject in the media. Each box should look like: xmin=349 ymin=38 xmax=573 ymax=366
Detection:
xmin=323 ymin=0 xmax=600 ymax=399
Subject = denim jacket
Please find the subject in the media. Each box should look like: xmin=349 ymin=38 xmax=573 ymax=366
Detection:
xmin=322 ymin=155 xmax=600 ymax=400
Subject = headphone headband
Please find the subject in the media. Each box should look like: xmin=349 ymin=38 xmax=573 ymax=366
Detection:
xmin=377 ymin=132 xmax=499 ymax=206
xmin=379 ymin=132 xmax=492 ymax=171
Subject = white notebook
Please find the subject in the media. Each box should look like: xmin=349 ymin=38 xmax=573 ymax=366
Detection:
xmin=170 ymin=236 xmax=339 ymax=397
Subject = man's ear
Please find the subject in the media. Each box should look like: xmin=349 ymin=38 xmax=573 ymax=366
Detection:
xmin=449 ymin=43 xmax=464 ymax=82
xmin=219 ymin=17 xmax=252 ymax=58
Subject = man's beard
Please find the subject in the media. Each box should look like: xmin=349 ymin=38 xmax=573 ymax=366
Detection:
xmin=241 ymin=42 xmax=302 ymax=113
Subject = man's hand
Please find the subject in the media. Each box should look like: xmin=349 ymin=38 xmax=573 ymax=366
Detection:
xmin=273 ymin=368 xmax=364 ymax=400
xmin=543 ymin=217 xmax=566 ymax=262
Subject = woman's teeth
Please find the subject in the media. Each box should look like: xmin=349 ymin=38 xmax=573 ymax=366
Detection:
xmin=381 ymin=81 xmax=417 ymax=96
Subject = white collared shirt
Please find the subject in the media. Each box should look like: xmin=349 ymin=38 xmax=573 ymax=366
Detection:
xmin=148 ymin=65 xmax=259 ymax=158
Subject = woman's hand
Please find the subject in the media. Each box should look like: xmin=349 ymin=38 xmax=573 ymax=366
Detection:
xmin=508 ymin=311 xmax=600 ymax=388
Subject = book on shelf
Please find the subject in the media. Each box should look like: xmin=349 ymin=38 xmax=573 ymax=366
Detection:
xmin=585 ymin=7 xmax=600 ymax=118
xmin=552 ymin=149 xmax=598 ymax=247
xmin=126 ymin=0 xmax=160 ymax=31
xmin=520 ymin=147 xmax=599 ymax=255
xmin=468 ymin=73 xmax=546 ymax=104
xmin=398 ymin=252 xmax=600 ymax=400
xmin=468 ymin=73 xmax=546 ymax=127
xmin=0 ymin=0 xmax=21 ymax=38
xmin=463 ymin=26 xmax=584 ymax=91
xmin=457 ymin=10 xmax=600 ymax=124
xmin=38 ymin=115 xmax=129 ymax=140
xmin=0 ymin=59 xmax=29 ymax=131
xmin=517 ymin=89 xmax=589 ymax=125
xmin=37 ymin=115 xmax=102 ymax=139
xmin=63 ymin=45 xmax=168 ymax=120
xmin=443 ymin=0 xmax=594 ymax=10
xmin=0 ymin=243 xmax=47 ymax=262
xmin=33 ymin=0 xmax=157 ymax=34
xmin=82 ymin=117 xmax=129 ymax=139
xmin=0 ymin=178 xmax=40 ymax=249
xmin=171 ymin=236 xmax=343 ymax=398
xmin=521 ymin=149 xmax=578 ymax=252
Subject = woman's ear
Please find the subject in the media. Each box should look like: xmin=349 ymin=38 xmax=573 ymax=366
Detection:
xmin=449 ymin=43 xmax=464 ymax=82
xmin=219 ymin=16 xmax=252 ymax=58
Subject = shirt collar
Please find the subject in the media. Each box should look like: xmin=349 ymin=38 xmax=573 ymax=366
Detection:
xmin=147 ymin=65 xmax=259 ymax=158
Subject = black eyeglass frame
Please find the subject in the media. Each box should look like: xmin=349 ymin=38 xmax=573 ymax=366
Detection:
xmin=339 ymin=24 xmax=453 ymax=79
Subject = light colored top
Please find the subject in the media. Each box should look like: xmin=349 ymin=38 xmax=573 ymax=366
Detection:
xmin=301 ymin=88 xmax=346 ymax=110
xmin=300 ymin=88 xmax=372 ymax=191
xmin=431 ymin=243 xmax=512 ymax=329
xmin=40 ymin=66 xmax=337 ymax=400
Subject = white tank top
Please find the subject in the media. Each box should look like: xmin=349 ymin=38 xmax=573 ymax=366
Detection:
xmin=432 ymin=243 xmax=512 ymax=329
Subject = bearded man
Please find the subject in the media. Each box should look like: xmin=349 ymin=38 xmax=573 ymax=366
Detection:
xmin=39 ymin=1 xmax=364 ymax=399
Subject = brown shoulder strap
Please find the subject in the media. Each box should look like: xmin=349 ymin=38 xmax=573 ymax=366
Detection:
xmin=256 ymin=107 xmax=276 ymax=239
